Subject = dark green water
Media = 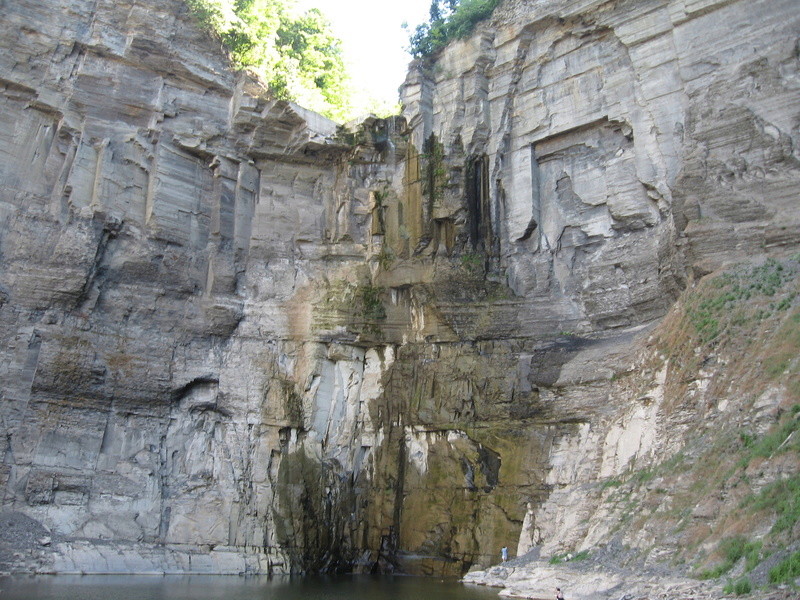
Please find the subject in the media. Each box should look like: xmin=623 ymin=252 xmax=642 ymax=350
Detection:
xmin=0 ymin=574 xmax=501 ymax=600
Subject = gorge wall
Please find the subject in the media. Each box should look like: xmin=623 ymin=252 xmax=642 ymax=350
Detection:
xmin=0 ymin=0 xmax=798 ymax=580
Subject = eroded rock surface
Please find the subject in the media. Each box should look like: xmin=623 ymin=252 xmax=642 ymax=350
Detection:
xmin=0 ymin=0 xmax=798 ymax=582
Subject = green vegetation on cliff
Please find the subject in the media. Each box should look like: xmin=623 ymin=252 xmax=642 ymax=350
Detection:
xmin=594 ymin=256 xmax=800 ymax=592
xmin=408 ymin=0 xmax=501 ymax=58
xmin=669 ymin=258 xmax=799 ymax=587
xmin=185 ymin=0 xmax=352 ymax=120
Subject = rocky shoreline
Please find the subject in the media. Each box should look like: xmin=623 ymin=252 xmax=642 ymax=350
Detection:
xmin=462 ymin=551 xmax=797 ymax=600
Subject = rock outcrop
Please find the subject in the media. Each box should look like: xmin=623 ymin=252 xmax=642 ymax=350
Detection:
xmin=0 ymin=0 xmax=798 ymax=583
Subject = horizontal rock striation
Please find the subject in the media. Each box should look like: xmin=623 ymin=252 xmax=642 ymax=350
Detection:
xmin=400 ymin=0 xmax=800 ymax=589
xmin=0 ymin=0 xmax=364 ymax=574
xmin=0 ymin=0 xmax=798 ymax=582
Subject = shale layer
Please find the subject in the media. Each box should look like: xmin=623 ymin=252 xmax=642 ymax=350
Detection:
xmin=0 ymin=0 xmax=798 ymax=579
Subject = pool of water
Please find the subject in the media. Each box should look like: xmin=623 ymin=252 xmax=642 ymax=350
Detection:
xmin=0 ymin=574 xmax=501 ymax=600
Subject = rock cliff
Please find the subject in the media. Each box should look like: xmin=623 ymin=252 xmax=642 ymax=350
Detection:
xmin=0 ymin=0 xmax=798 ymax=587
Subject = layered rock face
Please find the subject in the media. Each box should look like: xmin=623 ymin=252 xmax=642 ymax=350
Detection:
xmin=0 ymin=0 xmax=361 ymax=573
xmin=396 ymin=0 xmax=800 ymax=569
xmin=0 ymin=0 xmax=798 ymax=578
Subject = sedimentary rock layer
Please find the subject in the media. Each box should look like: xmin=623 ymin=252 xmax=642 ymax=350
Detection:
xmin=0 ymin=0 xmax=798 ymax=577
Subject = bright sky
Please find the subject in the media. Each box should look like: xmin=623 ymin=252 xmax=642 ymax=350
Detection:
xmin=295 ymin=0 xmax=432 ymax=110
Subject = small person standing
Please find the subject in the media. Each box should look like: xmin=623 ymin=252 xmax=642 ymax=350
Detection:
xmin=555 ymin=587 xmax=565 ymax=600
xmin=501 ymin=546 xmax=508 ymax=562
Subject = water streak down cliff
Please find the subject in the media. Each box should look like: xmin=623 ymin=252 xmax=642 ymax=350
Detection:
xmin=0 ymin=0 xmax=798 ymax=579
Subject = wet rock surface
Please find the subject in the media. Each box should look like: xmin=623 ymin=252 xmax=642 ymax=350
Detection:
xmin=0 ymin=0 xmax=798 ymax=586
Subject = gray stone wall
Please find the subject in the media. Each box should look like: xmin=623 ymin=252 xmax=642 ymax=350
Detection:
xmin=0 ymin=0 xmax=797 ymax=577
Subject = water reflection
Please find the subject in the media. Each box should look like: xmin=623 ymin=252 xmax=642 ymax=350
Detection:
xmin=0 ymin=574 xmax=500 ymax=600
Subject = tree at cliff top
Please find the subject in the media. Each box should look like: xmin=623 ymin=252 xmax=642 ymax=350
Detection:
xmin=186 ymin=0 xmax=353 ymax=121
xmin=407 ymin=0 xmax=500 ymax=58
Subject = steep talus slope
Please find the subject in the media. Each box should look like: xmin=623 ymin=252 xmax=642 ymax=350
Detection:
xmin=465 ymin=257 xmax=800 ymax=598
xmin=0 ymin=0 xmax=798 ymax=590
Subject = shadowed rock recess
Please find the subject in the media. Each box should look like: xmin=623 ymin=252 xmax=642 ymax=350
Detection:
xmin=0 ymin=0 xmax=798 ymax=588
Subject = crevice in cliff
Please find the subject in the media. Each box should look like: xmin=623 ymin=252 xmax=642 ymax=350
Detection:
xmin=170 ymin=376 xmax=223 ymax=411
xmin=466 ymin=154 xmax=491 ymax=252
xmin=384 ymin=425 xmax=406 ymax=573
xmin=74 ymin=214 xmax=123 ymax=312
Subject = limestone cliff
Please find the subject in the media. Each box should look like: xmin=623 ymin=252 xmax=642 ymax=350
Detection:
xmin=0 ymin=0 xmax=798 ymax=585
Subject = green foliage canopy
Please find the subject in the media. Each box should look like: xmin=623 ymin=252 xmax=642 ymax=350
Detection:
xmin=408 ymin=0 xmax=501 ymax=58
xmin=185 ymin=0 xmax=352 ymax=121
